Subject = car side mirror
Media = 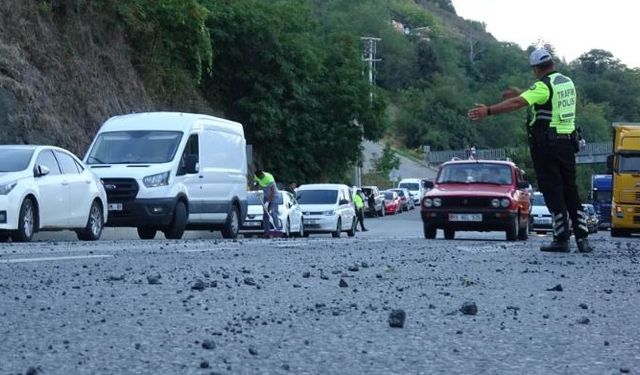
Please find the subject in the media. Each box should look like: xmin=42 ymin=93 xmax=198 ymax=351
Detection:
xmin=184 ymin=154 xmax=199 ymax=174
xmin=606 ymin=155 xmax=614 ymax=173
xmin=339 ymin=199 xmax=350 ymax=205
xmin=34 ymin=165 xmax=50 ymax=177
xmin=517 ymin=181 xmax=530 ymax=190
xmin=422 ymin=180 xmax=434 ymax=189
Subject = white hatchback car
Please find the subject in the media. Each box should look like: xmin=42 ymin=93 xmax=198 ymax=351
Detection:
xmin=0 ymin=145 xmax=108 ymax=242
xmin=240 ymin=191 xmax=304 ymax=237
xmin=296 ymin=184 xmax=356 ymax=238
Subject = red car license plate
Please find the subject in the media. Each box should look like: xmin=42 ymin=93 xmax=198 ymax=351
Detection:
xmin=448 ymin=213 xmax=482 ymax=222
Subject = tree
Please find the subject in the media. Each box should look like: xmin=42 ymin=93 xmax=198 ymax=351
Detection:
xmin=577 ymin=49 xmax=624 ymax=74
xmin=374 ymin=144 xmax=400 ymax=176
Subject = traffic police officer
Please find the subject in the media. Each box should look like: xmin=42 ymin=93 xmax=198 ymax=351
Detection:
xmin=467 ymin=48 xmax=593 ymax=253
xmin=254 ymin=170 xmax=281 ymax=235
xmin=353 ymin=188 xmax=368 ymax=232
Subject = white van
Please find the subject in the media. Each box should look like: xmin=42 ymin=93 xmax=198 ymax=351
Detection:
xmin=84 ymin=112 xmax=248 ymax=240
xmin=295 ymin=184 xmax=356 ymax=238
xmin=398 ymin=178 xmax=428 ymax=205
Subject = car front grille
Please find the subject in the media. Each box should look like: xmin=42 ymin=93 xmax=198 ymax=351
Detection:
xmin=101 ymin=178 xmax=139 ymax=202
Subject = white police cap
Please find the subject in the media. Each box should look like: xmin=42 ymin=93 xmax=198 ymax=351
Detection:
xmin=529 ymin=48 xmax=553 ymax=67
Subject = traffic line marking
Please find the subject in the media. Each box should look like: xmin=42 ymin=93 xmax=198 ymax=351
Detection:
xmin=0 ymin=254 xmax=113 ymax=264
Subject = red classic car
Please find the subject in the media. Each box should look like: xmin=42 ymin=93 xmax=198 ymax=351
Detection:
xmin=421 ymin=160 xmax=531 ymax=241
xmin=383 ymin=190 xmax=402 ymax=215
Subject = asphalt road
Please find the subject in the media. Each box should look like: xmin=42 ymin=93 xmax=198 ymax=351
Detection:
xmin=1 ymin=209 xmax=639 ymax=374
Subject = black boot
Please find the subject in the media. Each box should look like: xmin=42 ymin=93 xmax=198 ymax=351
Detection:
xmin=576 ymin=238 xmax=594 ymax=253
xmin=540 ymin=239 xmax=570 ymax=252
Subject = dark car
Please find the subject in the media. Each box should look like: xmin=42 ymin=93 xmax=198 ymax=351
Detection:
xmin=420 ymin=160 xmax=531 ymax=241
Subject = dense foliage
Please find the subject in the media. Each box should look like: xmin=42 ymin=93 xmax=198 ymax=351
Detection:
xmin=95 ymin=0 xmax=639 ymax=189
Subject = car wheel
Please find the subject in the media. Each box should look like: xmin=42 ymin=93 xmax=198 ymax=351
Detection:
xmin=380 ymin=205 xmax=385 ymax=217
xmin=221 ymin=204 xmax=240 ymax=239
xmin=347 ymin=219 xmax=356 ymax=237
xmin=518 ymin=215 xmax=529 ymax=241
xmin=297 ymin=219 xmax=304 ymax=238
xmin=164 ymin=201 xmax=188 ymax=240
xmin=285 ymin=218 xmax=291 ymax=238
xmin=303 ymin=232 xmax=310 ymax=238
xmin=137 ymin=227 xmax=157 ymax=240
xmin=77 ymin=200 xmax=104 ymax=241
xmin=423 ymin=223 xmax=436 ymax=239
xmin=331 ymin=218 xmax=342 ymax=238
xmin=12 ymin=198 xmax=36 ymax=243
xmin=444 ymin=228 xmax=455 ymax=240
xmin=506 ymin=216 xmax=519 ymax=241
xmin=243 ymin=234 xmax=254 ymax=239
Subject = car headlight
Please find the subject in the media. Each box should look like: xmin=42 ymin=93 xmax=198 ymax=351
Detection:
xmin=143 ymin=171 xmax=170 ymax=188
xmin=0 ymin=181 xmax=17 ymax=195
xmin=491 ymin=198 xmax=500 ymax=208
xmin=324 ymin=210 xmax=335 ymax=216
xmin=433 ymin=198 xmax=442 ymax=207
xmin=424 ymin=198 xmax=433 ymax=207
xmin=500 ymin=198 xmax=511 ymax=208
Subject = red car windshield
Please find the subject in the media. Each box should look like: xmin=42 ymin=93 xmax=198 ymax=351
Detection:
xmin=437 ymin=163 xmax=513 ymax=185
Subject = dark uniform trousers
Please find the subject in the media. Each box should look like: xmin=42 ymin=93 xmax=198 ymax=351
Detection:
xmin=530 ymin=139 xmax=589 ymax=241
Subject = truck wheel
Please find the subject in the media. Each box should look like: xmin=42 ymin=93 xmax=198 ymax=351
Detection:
xmin=12 ymin=198 xmax=37 ymax=243
xmin=611 ymin=228 xmax=630 ymax=237
xmin=164 ymin=201 xmax=187 ymax=240
xmin=77 ymin=200 xmax=104 ymax=241
xmin=137 ymin=227 xmax=157 ymax=240
xmin=423 ymin=223 xmax=436 ymax=239
xmin=221 ymin=204 xmax=240 ymax=239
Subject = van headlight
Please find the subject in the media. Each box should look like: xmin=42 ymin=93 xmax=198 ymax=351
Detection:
xmin=143 ymin=172 xmax=170 ymax=188
xmin=491 ymin=199 xmax=500 ymax=208
xmin=433 ymin=198 xmax=442 ymax=207
xmin=0 ymin=181 xmax=17 ymax=195
xmin=324 ymin=210 xmax=335 ymax=216
xmin=500 ymin=198 xmax=511 ymax=208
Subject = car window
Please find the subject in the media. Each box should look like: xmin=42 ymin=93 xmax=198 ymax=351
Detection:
xmin=0 ymin=149 xmax=34 ymax=172
xmin=399 ymin=183 xmax=419 ymax=191
xmin=297 ymin=190 xmax=338 ymax=205
xmin=438 ymin=163 xmax=513 ymax=185
xmin=55 ymin=151 xmax=81 ymax=175
xmin=532 ymin=194 xmax=546 ymax=206
xmin=35 ymin=150 xmax=61 ymax=175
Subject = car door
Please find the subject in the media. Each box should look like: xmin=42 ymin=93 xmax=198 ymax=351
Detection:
xmin=54 ymin=150 xmax=91 ymax=227
xmin=339 ymin=187 xmax=354 ymax=230
xmin=176 ymin=133 xmax=203 ymax=221
xmin=287 ymin=193 xmax=302 ymax=232
xmin=33 ymin=149 xmax=68 ymax=228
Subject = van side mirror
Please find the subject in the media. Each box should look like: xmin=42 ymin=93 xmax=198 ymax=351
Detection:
xmin=517 ymin=181 xmax=530 ymax=190
xmin=422 ymin=180 xmax=434 ymax=189
xmin=606 ymin=155 xmax=614 ymax=173
xmin=339 ymin=199 xmax=350 ymax=205
xmin=34 ymin=165 xmax=50 ymax=177
xmin=183 ymin=154 xmax=199 ymax=174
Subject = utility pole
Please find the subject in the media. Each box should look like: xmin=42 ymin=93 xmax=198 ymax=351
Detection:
xmin=354 ymin=36 xmax=381 ymax=187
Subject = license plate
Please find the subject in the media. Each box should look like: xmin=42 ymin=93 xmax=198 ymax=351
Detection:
xmin=108 ymin=203 xmax=123 ymax=211
xmin=246 ymin=221 xmax=262 ymax=227
xmin=306 ymin=219 xmax=319 ymax=223
xmin=448 ymin=213 xmax=482 ymax=222
xmin=534 ymin=217 xmax=551 ymax=224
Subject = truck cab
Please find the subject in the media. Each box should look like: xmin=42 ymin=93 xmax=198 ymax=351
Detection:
xmin=608 ymin=123 xmax=640 ymax=237
xmin=591 ymin=174 xmax=612 ymax=229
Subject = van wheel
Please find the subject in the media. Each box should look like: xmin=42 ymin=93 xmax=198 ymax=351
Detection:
xmin=13 ymin=198 xmax=36 ymax=243
xmin=164 ymin=201 xmax=187 ymax=240
xmin=0 ymin=232 xmax=10 ymax=242
xmin=221 ymin=204 xmax=240 ymax=239
xmin=331 ymin=219 xmax=342 ymax=238
xmin=347 ymin=219 xmax=356 ymax=237
xmin=77 ymin=200 xmax=104 ymax=241
xmin=137 ymin=227 xmax=157 ymax=240
xmin=285 ymin=218 xmax=291 ymax=238
xmin=423 ymin=223 xmax=436 ymax=239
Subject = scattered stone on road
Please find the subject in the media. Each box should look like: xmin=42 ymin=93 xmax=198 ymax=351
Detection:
xmin=146 ymin=274 xmax=161 ymax=285
xmin=191 ymin=279 xmax=206 ymax=291
xmin=546 ymin=284 xmax=563 ymax=292
xmin=388 ymin=309 xmax=406 ymax=328
xmin=460 ymin=301 xmax=478 ymax=316
xmin=339 ymin=278 xmax=349 ymax=288
xmin=244 ymin=277 xmax=256 ymax=286
xmin=202 ymin=339 xmax=216 ymax=350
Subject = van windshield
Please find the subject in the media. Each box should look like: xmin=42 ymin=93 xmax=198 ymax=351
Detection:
xmin=296 ymin=190 xmax=338 ymax=205
xmin=86 ymin=131 xmax=183 ymax=164
xmin=399 ymin=183 xmax=419 ymax=191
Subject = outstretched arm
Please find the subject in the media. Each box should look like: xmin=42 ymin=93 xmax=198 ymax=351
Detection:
xmin=467 ymin=96 xmax=528 ymax=121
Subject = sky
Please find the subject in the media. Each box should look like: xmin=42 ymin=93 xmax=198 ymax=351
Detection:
xmin=451 ymin=0 xmax=640 ymax=68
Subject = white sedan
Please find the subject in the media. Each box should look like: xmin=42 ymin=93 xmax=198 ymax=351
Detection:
xmin=0 ymin=145 xmax=108 ymax=242
xmin=240 ymin=191 xmax=304 ymax=238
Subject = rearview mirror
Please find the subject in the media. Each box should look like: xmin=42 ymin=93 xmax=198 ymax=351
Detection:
xmin=422 ymin=180 xmax=434 ymax=189
xmin=339 ymin=199 xmax=350 ymax=205
xmin=34 ymin=165 xmax=50 ymax=178
xmin=517 ymin=181 xmax=530 ymax=190
xmin=606 ymin=155 xmax=614 ymax=173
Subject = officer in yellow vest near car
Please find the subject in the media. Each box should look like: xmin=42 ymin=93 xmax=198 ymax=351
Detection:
xmin=353 ymin=188 xmax=368 ymax=232
xmin=254 ymin=170 xmax=281 ymax=235
xmin=467 ymin=48 xmax=593 ymax=253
